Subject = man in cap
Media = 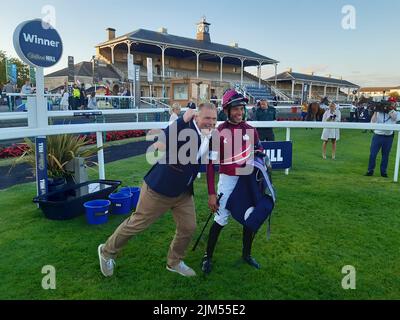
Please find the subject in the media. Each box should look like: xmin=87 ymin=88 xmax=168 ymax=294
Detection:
xmin=201 ymin=89 xmax=264 ymax=274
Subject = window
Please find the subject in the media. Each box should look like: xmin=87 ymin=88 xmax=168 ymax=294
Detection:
xmin=174 ymin=84 xmax=188 ymax=100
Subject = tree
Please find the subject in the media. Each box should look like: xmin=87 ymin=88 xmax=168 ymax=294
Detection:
xmin=0 ymin=51 xmax=30 ymax=88
xmin=0 ymin=50 xmax=7 ymax=86
xmin=8 ymin=58 xmax=29 ymax=88
xmin=389 ymin=91 xmax=399 ymax=99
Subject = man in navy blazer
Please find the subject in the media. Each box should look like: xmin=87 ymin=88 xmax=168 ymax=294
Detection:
xmin=98 ymin=103 xmax=217 ymax=278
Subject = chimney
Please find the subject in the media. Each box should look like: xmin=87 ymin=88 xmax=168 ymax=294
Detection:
xmin=310 ymin=72 xmax=314 ymax=76
xmin=158 ymin=27 xmax=168 ymax=34
xmin=107 ymin=28 xmax=116 ymax=41
xmin=230 ymin=42 xmax=239 ymax=48
xmin=288 ymin=68 xmax=293 ymax=73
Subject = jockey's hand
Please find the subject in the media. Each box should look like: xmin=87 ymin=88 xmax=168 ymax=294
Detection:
xmin=208 ymin=194 xmax=220 ymax=213
xmin=254 ymin=149 xmax=266 ymax=158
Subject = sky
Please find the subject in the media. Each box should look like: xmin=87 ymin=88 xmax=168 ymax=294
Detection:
xmin=1 ymin=0 xmax=399 ymax=87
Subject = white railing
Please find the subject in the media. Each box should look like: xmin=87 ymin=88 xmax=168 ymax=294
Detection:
xmin=0 ymin=93 xmax=135 ymax=107
xmin=269 ymin=85 xmax=292 ymax=101
xmin=95 ymin=95 xmax=134 ymax=99
xmin=1 ymin=93 xmax=63 ymax=112
xmin=140 ymin=97 xmax=170 ymax=109
xmin=267 ymin=101 xmax=297 ymax=106
xmin=1 ymin=94 xmax=398 ymax=182
xmin=1 ymin=120 xmax=399 ymax=182
xmin=0 ymin=104 xmax=359 ymax=122
xmin=88 ymin=95 xmax=136 ymax=110
xmin=1 ymin=120 xmax=397 ymax=139
xmin=0 ymin=108 xmax=172 ymax=122
xmin=2 ymin=93 xmax=62 ymax=97
xmin=0 ymin=112 xmax=28 ymax=120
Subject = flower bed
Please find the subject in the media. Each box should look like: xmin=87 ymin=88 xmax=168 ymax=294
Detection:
xmin=0 ymin=130 xmax=147 ymax=160
xmin=81 ymin=130 xmax=146 ymax=145
xmin=0 ymin=144 xmax=30 ymax=159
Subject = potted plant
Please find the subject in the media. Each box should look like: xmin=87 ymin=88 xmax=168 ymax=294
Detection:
xmin=14 ymin=134 xmax=102 ymax=192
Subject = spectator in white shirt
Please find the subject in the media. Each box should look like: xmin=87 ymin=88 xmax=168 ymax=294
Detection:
xmin=169 ymin=103 xmax=181 ymax=124
xmin=321 ymin=103 xmax=341 ymax=160
xmin=21 ymin=81 xmax=32 ymax=95
xmin=366 ymin=98 xmax=400 ymax=177
xmin=60 ymin=86 xmax=70 ymax=111
xmin=87 ymin=92 xmax=97 ymax=110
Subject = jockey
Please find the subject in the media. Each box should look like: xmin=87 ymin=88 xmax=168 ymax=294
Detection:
xmin=202 ymin=89 xmax=264 ymax=274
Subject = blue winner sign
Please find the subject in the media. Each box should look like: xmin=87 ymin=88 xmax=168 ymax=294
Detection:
xmin=13 ymin=19 xmax=63 ymax=68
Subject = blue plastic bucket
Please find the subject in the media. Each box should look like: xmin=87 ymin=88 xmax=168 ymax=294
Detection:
xmin=84 ymin=200 xmax=111 ymax=225
xmin=120 ymin=187 xmax=141 ymax=210
xmin=109 ymin=192 xmax=132 ymax=215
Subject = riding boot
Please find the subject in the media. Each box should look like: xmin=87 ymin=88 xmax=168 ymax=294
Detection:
xmin=242 ymin=226 xmax=261 ymax=269
xmin=202 ymin=222 xmax=224 ymax=274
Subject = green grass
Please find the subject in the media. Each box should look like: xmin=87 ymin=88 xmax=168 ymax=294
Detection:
xmin=0 ymin=128 xmax=399 ymax=300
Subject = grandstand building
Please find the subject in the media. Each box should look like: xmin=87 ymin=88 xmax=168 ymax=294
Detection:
xmin=359 ymin=86 xmax=400 ymax=101
xmin=266 ymin=70 xmax=359 ymax=102
xmin=46 ymin=17 xmax=279 ymax=105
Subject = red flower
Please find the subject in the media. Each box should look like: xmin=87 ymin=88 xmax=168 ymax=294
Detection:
xmin=0 ymin=143 xmax=30 ymax=159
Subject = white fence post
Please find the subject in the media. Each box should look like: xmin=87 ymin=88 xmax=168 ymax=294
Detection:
xmin=96 ymin=132 xmax=105 ymax=180
xmin=27 ymin=97 xmax=37 ymax=128
xmin=285 ymin=127 xmax=291 ymax=176
xmin=35 ymin=68 xmax=48 ymax=128
xmin=394 ymin=133 xmax=400 ymax=183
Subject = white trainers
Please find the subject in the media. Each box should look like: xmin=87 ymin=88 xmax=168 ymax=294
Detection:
xmin=98 ymin=244 xmax=115 ymax=277
xmin=167 ymin=261 xmax=196 ymax=277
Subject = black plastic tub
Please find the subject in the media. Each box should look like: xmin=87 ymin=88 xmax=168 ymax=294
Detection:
xmin=33 ymin=180 xmax=122 ymax=221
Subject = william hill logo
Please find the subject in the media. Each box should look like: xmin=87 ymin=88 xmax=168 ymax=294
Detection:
xmin=27 ymin=52 xmax=56 ymax=62
xmin=265 ymin=149 xmax=284 ymax=162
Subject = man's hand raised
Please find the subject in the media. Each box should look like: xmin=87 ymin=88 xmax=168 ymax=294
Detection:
xmin=183 ymin=101 xmax=197 ymax=123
